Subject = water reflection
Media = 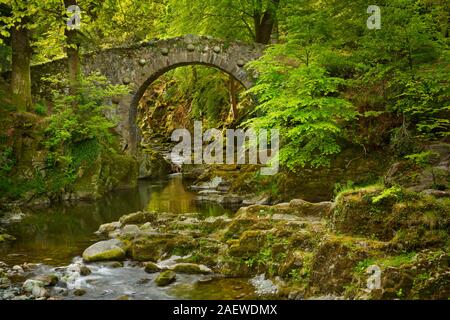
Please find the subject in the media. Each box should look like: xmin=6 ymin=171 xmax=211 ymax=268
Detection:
xmin=0 ymin=175 xmax=230 ymax=266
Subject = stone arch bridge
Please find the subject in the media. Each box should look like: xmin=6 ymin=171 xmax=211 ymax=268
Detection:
xmin=30 ymin=35 xmax=265 ymax=154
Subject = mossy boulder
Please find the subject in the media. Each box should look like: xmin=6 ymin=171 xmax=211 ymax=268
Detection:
xmin=223 ymin=214 xmax=272 ymax=240
xmin=119 ymin=211 xmax=157 ymax=225
xmin=289 ymin=199 xmax=333 ymax=217
xmin=331 ymin=186 xmax=450 ymax=246
xmin=129 ymin=233 xmax=196 ymax=262
xmin=349 ymin=250 xmax=449 ymax=300
xmin=171 ymin=263 xmax=212 ymax=274
xmin=155 ymin=270 xmax=176 ymax=287
xmin=228 ymin=230 xmax=267 ymax=258
xmin=82 ymin=239 xmax=127 ymax=262
xmin=384 ymin=143 xmax=449 ymax=192
xmin=96 ymin=221 xmax=121 ymax=236
xmin=307 ymin=236 xmax=379 ymax=296
xmin=144 ymin=262 xmax=161 ymax=274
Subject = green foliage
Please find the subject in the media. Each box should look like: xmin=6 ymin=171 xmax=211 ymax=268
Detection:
xmin=24 ymin=73 xmax=130 ymax=197
xmin=390 ymin=125 xmax=420 ymax=158
xmin=0 ymin=146 xmax=14 ymax=174
xmin=371 ymin=186 xmax=403 ymax=204
xmin=34 ymin=102 xmax=47 ymax=116
xmin=351 ymin=0 xmax=450 ymax=141
xmin=44 ymin=73 xmax=128 ymax=153
xmin=405 ymin=151 xmax=439 ymax=168
xmin=166 ymin=0 xmax=281 ymax=42
xmin=334 ymin=180 xmax=355 ymax=196
xmin=171 ymin=67 xmax=233 ymax=127
xmin=355 ymin=258 xmax=374 ymax=275
xmin=0 ymin=168 xmax=46 ymax=200
xmin=245 ymin=44 xmax=358 ymax=169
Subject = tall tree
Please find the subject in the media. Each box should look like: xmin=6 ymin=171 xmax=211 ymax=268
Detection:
xmin=0 ymin=1 xmax=38 ymax=112
xmin=166 ymin=0 xmax=282 ymax=44
xmin=10 ymin=17 xmax=32 ymax=111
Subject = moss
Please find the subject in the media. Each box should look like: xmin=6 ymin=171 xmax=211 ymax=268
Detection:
xmin=129 ymin=233 xmax=197 ymax=262
xmin=0 ymin=233 xmax=16 ymax=243
xmin=138 ymin=149 xmax=172 ymax=179
xmin=172 ymin=263 xmax=211 ymax=274
xmin=155 ymin=270 xmax=176 ymax=287
xmin=331 ymin=186 xmax=450 ymax=244
xmin=223 ymin=216 xmax=272 ymax=240
xmin=71 ymin=151 xmax=138 ymax=200
xmin=378 ymin=252 xmax=418 ymax=268
xmin=144 ymin=262 xmax=161 ymax=273
xmin=228 ymin=230 xmax=267 ymax=258
xmin=83 ymin=247 xmax=126 ymax=262
xmin=307 ymin=236 xmax=378 ymax=296
xmin=119 ymin=211 xmax=157 ymax=225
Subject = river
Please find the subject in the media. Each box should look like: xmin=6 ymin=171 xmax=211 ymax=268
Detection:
xmin=0 ymin=175 xmax=259 ymax=300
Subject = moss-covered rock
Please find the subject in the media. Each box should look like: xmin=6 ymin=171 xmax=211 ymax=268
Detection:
xmin=171 ymin=263 xmax=212 ymax=274
xmin=119 ymin=211 xmax=157 ymax=225
xmin=144 ymin=262 xmax=161 ymax=273
xmin=331 ymin=186 xmax=450 ymax=246
xmin=31 ymin=274 xmax=59 ymax=286
xmin=307 ymin=236 xmax=383 ymax=296
xmin=385 ymin=143 xmax=449 ymax=192
xmin=96 ymin=221 xmax=121 ymax=236
xmin=155 ymin=270 xmax=176 ymax=287
xmin=228 ymin=230 xmax=267 ymax=258
xmin=129 ymin=233 xmax=196 ymax=262
xmin=82 ymin=239 xmax=127 ymax=262
xmin=348 ymin=250 xmax=450 ymax=300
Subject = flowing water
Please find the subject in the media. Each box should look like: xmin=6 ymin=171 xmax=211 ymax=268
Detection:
xmin=0 ymin=175 xmax=259 ymax=300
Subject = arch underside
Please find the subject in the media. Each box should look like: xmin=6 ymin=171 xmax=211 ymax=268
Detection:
xmin=128 ymin=61 xmax=253 ymax=154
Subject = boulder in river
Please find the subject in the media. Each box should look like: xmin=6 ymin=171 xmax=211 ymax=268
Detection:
xmin=31 ymin=274 xmax=59 ymax=286
xmin=119 ymin=211 xmax=157 ymax=225
xmin=170 ymin=263 xmax=212 ymax=275
xmin=144 ymin=262 xmax=161 ymax=274
xmin=82 ymin=239 xmax=127 ymax=262
xmin=22 ymin=279 xmax=49 ymax=298
xmin=155 ymin=270 xmax=176 ymax=287
xmin=120 ymin=224 xmax=141 ymax=239
xmin=96 ymin=221 xmax=121 ymax=236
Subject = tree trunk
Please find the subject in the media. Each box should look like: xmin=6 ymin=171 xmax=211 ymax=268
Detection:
xmin=64 ymin=0 xmax=81 ymax=92
xmin=11 ymin=24 xmax=32 ymax=112
xmin=254 ymin=0 xmax=280 ymax=44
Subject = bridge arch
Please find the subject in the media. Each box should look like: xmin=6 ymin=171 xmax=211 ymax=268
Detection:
xmin=30 ymin=35 xmax=265 ymax=154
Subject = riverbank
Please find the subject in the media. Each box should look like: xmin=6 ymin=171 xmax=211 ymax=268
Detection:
xmin=1 ymin=141 xmax=448 ymax=300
